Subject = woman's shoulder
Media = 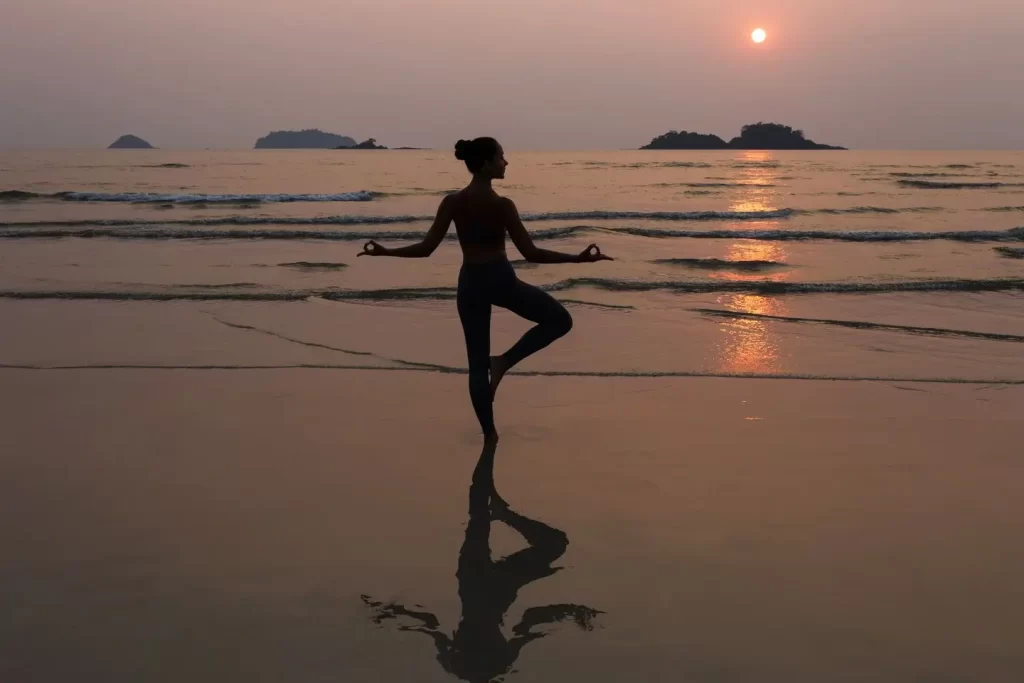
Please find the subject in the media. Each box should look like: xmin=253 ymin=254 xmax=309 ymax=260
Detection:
xmin=493 ymin=194 xmax=516 ymax=209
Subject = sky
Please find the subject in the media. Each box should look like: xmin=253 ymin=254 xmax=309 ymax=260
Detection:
xmin=2 ymin=0 xmax=1022 ymax=150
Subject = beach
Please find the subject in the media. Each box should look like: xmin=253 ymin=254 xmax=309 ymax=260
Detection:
xmin=2 ymin=347 xmax=1023 ymax=681
xmin=3 ymin=149 xmax=1024 ymax=681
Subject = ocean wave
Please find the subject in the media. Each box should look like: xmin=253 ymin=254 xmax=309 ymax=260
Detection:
xmin=652 ymin=258 xmax=788 ymax=271
xmin=6 ymin=277 xmax=1024 ymax=302
xmin=579 ymin=161 xmax=714 ymax=169
xmin=647 ymin=182 xmax=772 ymax=189
xmin=868 ymin=164 xmax=975 ymax=170
xmin=611 ymin=226 xmax=1024 ymax=243
xmin=134 ymin=163 xmax=191 ymax=169
xmin=654 ymin=161 xmax=713 ymax=168
xmin=889 ymin=172 xmax=969 ymax=178
xmin=4 ymin=225 xmax=1024 ymax=244
xmin=808 ymin=206 xmax=942 ymax=215
xmin=372 ymin=188 xmax=458 ymax=198
xmin=898 ymin=180 xmax=1024 ymax=189
xmin=0 ymin=226 xmax=586 ymax=242
xmin=981 ymin=206 xmax=1024 ymax=212
xmin=693 ymin=308 xmax=1024 ymax=342
xmin=4 ymin=362 xmax=1020 ymax=384
xmin=544 ymin=277 xmax=1024 ymax=295
xmin=7 ymin=215 xmax=433 ymax=227
xmin=619 ymin=161 xmax=715 ymax=169
xmin=994 ymin=247 xmax=1024 ymax=259
xmin=278 ymin=261 xmax=349 ymax=270
xmin=0 ymin=287 xmax=623 ymax=310
xmin=64 ymin=191 xmax=376 ymax=203
xmin=0 ymin=209 xmax=796 ymax=228
xmin=0 ymin=290 xmax=308 ymax=301
xmin=0 ymin=190 xmax=375 ymax=203
xmin=520 ymin=209 xmax=794 ymax=221
xmin=0 ymin=190 xmax=39 ymax=201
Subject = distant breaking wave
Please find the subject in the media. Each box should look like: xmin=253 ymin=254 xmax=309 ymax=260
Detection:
xmin=898 ymin=180 xmax=1024 ymax=190
xmin=3 ymin=225 xmax=1024 ymax=244
xmin=0 ymin=226 xmax=585 ymax=242
xmin=888 ymin=172 xmax=970 ymax=178
xmin=0 ymin=191 xmax=41 ymax=201
xmin=652 ymin=258 xmax=788 ymax=271
xmin=0 ymin=206 xmax=949 ymax=229
xmin=809 ymin=206 xmax=942 ymax=215
xmin=278 ymin=261 xmax=349 ymax=271
xmin=5 ymin=277 xmax=1024 ymax=302
xmin=693 ymin=308 xmax=1024 ymax=343
xmin=0 ymin=190 xmax=375 ymax=203
xmin=542 ymin=277 xmax=1024 ymax=295
xmin=0 ymin=209 xmax=796 ymax=227
xmin=609 ymin=226 xmax=1024 ymax=243
xmin=521 ymin=209 xmax=794 ymax=221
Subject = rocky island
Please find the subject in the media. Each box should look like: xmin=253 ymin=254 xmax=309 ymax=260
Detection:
xmin=335 ymin=138 xmax=387 ymax=150
xmin=254 ymin=129 xmax=357 ymax=149
xmin=108 ymin=135 xmax=154 ymax=149
xmin=642 ymin=123 xmax=845 ymax=150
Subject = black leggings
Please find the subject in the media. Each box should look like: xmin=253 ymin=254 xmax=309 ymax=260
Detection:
xmin=457 ymin=260 xmax=573 ymax=436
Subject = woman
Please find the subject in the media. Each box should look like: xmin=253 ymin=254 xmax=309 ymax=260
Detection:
xmin=358 ymin=137 xmax=611 ymax=443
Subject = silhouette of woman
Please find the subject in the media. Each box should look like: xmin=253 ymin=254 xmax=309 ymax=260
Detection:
xmin=358 ymin=138 xmax=611 ymax=443
xmin=362 ymin=441 xmax=602 ymax=682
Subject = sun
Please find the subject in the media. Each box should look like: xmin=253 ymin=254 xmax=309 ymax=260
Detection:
xmin=752 ymin=28 xmax=767 ymax=44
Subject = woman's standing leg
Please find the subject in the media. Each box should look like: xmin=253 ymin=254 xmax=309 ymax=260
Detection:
xmin=457 ymin=269 xmax=496 ymax=439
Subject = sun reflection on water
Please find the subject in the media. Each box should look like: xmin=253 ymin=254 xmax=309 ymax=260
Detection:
xmin=713 ymin=152 xmax=791 ymax=374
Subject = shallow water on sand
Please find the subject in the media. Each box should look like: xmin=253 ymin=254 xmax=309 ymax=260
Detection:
xmin=3 ymin=149 xmax=1024 ymax=382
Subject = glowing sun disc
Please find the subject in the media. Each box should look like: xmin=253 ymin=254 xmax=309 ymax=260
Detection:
xmin=752 ymin=28 xmax=767 ymax=43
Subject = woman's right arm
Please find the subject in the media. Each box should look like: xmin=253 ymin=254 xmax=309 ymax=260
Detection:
xmin=502 ymin=198 xmax=611 ymax=264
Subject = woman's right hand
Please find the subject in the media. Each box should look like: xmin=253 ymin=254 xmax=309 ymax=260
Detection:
xmin=358 ymin=240 xmax=388 ymax=257
xmin=577 ymin=244 xmax=613 ymax=262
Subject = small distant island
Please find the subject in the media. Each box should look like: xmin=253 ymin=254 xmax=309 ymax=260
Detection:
xmin=254 ymin=129 xmax=357 ymax=149
xmin=642 ymin=123 xmax=845 ymax=150
xmin=335 ymin=138 xmax=387 ymax=150
xmin=108 ymin=134 xmax=154 ymax=149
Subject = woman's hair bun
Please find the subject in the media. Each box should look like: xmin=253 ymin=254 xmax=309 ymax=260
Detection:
xmin=454 ymin=139 xmax=472 ymax=161
xmin=453 ymin=137 xmax=499 ymax=173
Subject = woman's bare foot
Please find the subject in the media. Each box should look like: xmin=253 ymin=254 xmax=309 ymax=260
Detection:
xmin=490 ymin=356 xmax=510 ymax=398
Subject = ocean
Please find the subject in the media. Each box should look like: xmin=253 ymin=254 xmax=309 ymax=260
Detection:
xmin=3 ymin=148 xmax=1024 ymax=383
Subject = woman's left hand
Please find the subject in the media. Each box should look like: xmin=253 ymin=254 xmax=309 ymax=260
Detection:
xmin=577 ymin=244 xmax=613 ymax=262
xmin=358 ymin=240 xmax=388 ymax=257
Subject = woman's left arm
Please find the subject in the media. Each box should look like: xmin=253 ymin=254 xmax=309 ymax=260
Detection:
xmin=358 ymin=195 xmax=454 ymax=258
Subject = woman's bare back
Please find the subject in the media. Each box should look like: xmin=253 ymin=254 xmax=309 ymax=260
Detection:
xmin=449 ymin=188 xmax=511 ymax=264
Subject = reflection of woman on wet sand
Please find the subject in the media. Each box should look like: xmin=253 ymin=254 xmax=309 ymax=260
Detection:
xmin=362 ymin=443 xmax=602 ymax=682
xmin=358 ymin=138 xmax=611 ymax=444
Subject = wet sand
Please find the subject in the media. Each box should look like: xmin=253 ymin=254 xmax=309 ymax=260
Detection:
xmin=2 ymin=361 xmax=1023 ymax=681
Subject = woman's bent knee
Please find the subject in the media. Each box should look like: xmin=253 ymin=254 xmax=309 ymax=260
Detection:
xmin=555 ymin=308 xmax=573 ymax=336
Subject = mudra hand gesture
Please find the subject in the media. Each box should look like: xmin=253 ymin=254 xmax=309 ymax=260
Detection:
xmin=358 ymin=240 xmax=388 ymax=257
xmin=576 ymin=244 xmax=613 ymax=262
